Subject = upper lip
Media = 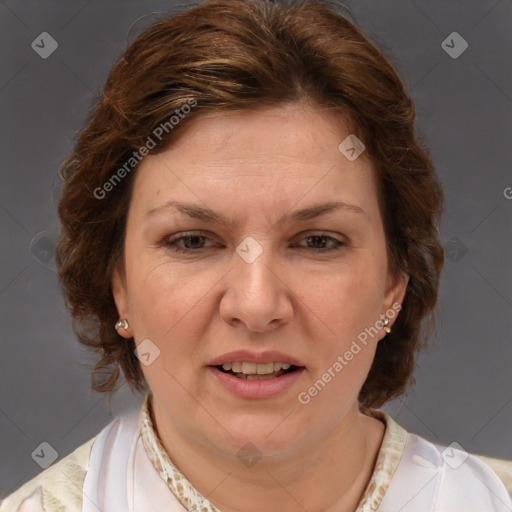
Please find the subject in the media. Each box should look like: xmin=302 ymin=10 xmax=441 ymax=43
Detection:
xmin=208 ymin=350 xmax=305 ymax=367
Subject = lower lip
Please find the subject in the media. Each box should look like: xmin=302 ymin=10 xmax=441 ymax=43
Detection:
xmin=208 ymin=367 xmax=305 ymax=399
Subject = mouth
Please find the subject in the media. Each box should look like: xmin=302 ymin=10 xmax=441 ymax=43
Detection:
xmin=214 ymin=362 xmax=302 ymax=380
xmin=207 ymin=351 xmax=306 ymax=398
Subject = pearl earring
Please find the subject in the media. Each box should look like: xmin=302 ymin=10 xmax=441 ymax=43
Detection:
xmin=115 ymin=319 xmax=129 ymax=332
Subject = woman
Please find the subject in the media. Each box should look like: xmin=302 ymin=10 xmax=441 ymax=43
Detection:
xmin=2 ymin=0 xmax=511 ymax=510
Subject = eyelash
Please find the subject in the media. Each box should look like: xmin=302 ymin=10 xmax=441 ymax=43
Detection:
xmin=163 ymin=231 xmax=345 ymax=254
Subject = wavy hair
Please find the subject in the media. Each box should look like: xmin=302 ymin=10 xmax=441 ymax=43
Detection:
xmin=56 ymin=0 xmax=445 ymax=410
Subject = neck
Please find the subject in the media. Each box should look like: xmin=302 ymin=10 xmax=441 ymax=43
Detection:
xmin=150 ymin=399 xmax=385 ymax=512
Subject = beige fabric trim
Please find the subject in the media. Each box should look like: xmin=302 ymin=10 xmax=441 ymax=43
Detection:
xmin=6 ymin=486 xmax=44 ymax=512
xmin=139 ymin=393 xmax=221 ymax=512
xmin=0 ymin=437 xmax=93 ymax=512
xmin=355 ymin=409 xmax=407 ymax=511
xmin=41 ymin=439 xmax=93 ymax=512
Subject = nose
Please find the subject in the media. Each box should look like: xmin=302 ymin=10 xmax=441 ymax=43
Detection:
xmin=219 ymin=242 xmax=294 ymax=333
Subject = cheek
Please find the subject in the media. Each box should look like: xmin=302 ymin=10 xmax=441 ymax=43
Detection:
xmin=304 ymin=262 xmax=384 ymax=336
xmin=295 ymin=260 xmax=385 ymax=403
xmin=128 ymin=265 xmax=212 ymax=393
xmin=127 ymin=260 xmax=222 ymax=350
xmin=301 ymin=272 xmax=381 ymax=403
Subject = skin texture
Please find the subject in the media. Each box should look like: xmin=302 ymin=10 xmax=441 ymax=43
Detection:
xmin=112 ymin=101 xmax=409 ymax=512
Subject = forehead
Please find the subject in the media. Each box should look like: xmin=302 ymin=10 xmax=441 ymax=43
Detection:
xmin=130 ymin=103 xmax=378 ymax=218
xmin=153 ymin=103 xmax=366 ymax=166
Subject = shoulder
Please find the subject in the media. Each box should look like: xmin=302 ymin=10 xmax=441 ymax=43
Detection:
xmin=434 ymin=440 xmax=512 ymax=506
xmin=371 ymin=410 xmax=512 ymax=511
xmin=0 ymin=437 xmax=94 ymax=512
xmin=395 ymin=431 xmax=512 ymax=511
xmin=473 ymin=453 xmax=512 ymax=499
xmin=1 ymin=400 xmax=146 ymax=512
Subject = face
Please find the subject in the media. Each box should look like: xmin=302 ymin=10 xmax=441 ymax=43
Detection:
xmin=112 ymin=102 xmax=408 ymax=460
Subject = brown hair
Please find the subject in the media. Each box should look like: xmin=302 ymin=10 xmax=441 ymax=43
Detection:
xmin=56 ymin=0 xmax=444 ymax=410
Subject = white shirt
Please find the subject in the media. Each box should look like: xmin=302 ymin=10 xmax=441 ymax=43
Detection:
xmin=2 ymin=393 xmax=511 ymax=512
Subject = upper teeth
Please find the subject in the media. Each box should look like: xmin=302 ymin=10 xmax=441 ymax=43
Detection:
xmin=222 ymin=362 xmax=292 ymax=375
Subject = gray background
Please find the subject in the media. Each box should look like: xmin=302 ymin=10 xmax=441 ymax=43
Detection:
xmin=1 ymin=0 xmax=511 ymax=498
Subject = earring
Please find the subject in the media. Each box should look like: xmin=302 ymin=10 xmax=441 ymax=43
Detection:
xmin=382 ymin=317 xmax=391 ymax=334
xmin=115 ymin=319 xmax=129 ymax=332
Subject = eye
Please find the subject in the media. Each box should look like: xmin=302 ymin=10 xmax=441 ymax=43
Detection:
xmin=162 ymin=231 xmax=345 ymax=255
xmin=164 ymin=231 xmax=218 ymax=254
xmin=294 ymin=232 xmax=345 ymax=252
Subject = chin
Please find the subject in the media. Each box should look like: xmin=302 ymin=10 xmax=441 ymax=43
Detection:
xmin=211 ymin=414 xmax=305 ymax=457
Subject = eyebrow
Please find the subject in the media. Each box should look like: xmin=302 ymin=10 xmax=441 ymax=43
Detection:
xmin=146 ymin=200 xmax=364 ymax=228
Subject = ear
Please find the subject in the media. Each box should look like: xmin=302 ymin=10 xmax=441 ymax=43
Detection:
xmin=382 ymin=269 xmax=409 ymax=326
xmin=112 ymin=264 xmax=133 ymax=338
